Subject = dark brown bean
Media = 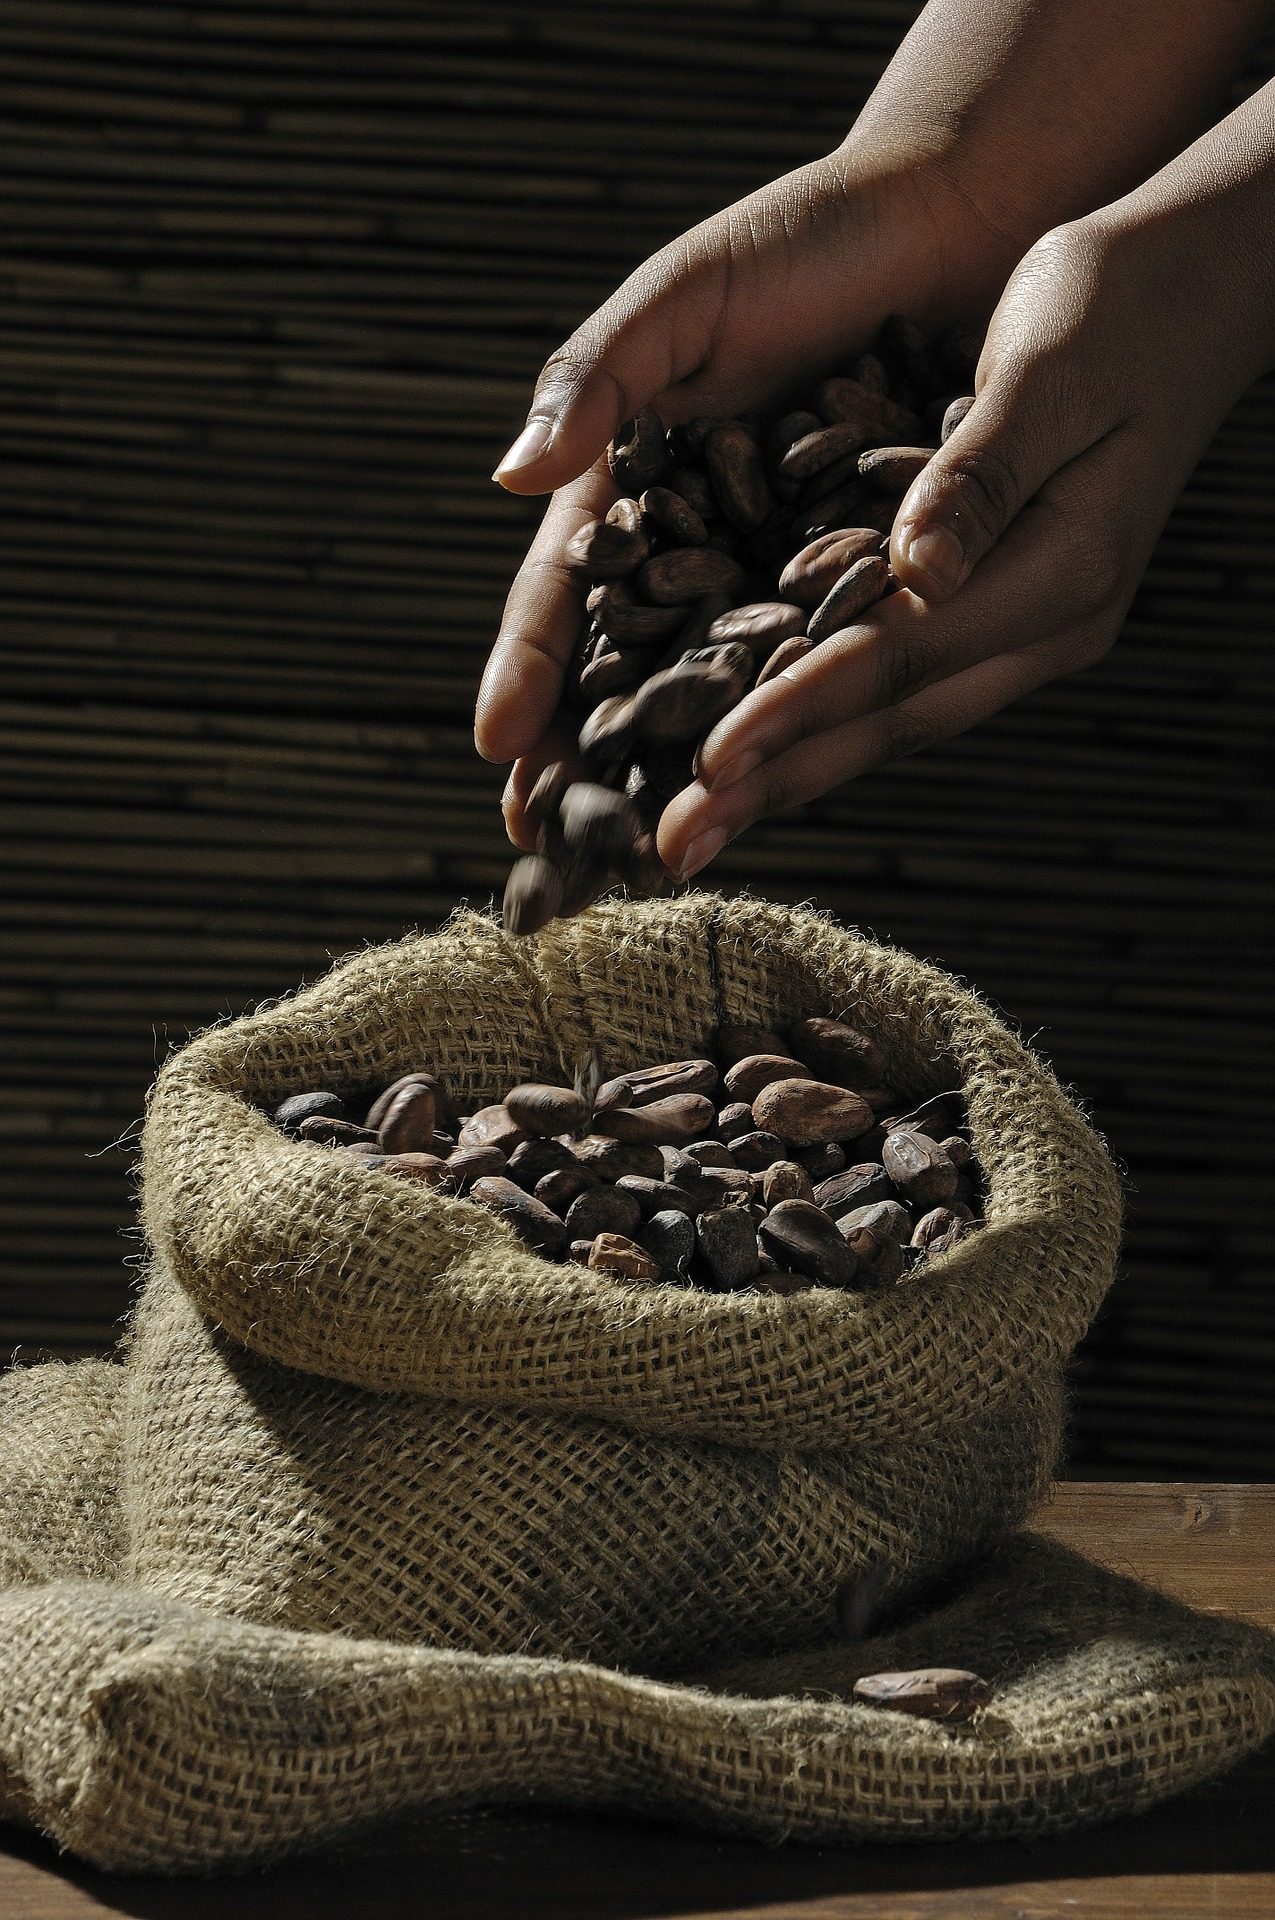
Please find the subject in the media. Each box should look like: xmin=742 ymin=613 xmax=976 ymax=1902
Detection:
xmin=468 ymin=1176 xmax=567 ymax=1256
xmin=851 ymin=1668 xmax=992 ymax=1723
xmin=592 ymin=1092 xmax=716 ymax=1145
xmin=941 ymin=394 xmax=976 ymax=442
xmin=275 ymin=1090 xmax=345 ymax=1134
xmin=814 ymin=1163 xmax=893 ymax=1219
xmin=857 ymin=446 xmax=938 ymax=495
xmin=641 ymin=1208 xmax=697 ymax=1282
xmin=755 ymin=633 xmax=814 ymax=685
xmin=730 ymin=1129 xmax=787 ymax=1172
xmin=505 ymin=1136 xmax=576 ymax=1189
xmin=787 ymin=1016 xmax=888 ymax=1091
xmin=752 ymin=1077 xmax=874 ymax=1147
xmin=805 ymin=554 xmax=891 ymax=642
xmin=505 ymin=1083 xmax=591 ymax=1138
xmin=608 ymin=407 xmax=669 ymax=493
xmin=588 ymin=1231 xmax=661 ymax=1280
xmin=503 ymin=855 xmax=565 ymax=936
xmin=638 ymin=546 xmax=748 ymax=605
xmin=563 ymin=516 xmax=650 ymax=581
xmin=758 ymin=1199 xmax=860 ymax=1288
xmin=365 ymin=1071 xmax=446 ymax=1134
xmin=762 ymin=1160 xmax=815 ymax=1207
xmin=697 ymin=1204 xmax=760 ymax=1288
xmin=297 ymin=1116 xmax=379 ymax=1147
xmin=442 ymin=1143 xmax=509 ymax=1193
xmin=723 ymin=1053 xmax=813 ymax=1103
xmin=563 ymin=1183 xmax=644 ymax=1243
xmin=704 ymin=420 xmax=773 ymax=530
xmin=457 ymin=1104 xmax=529 ymax=1155
xmin=881 ymin=1128 xmax=959 ymax=1209
xmin=378 ymin=1152 xmax=453 ymax=1187
xmin=779 ymin=528 xmax=884 ymax=609
xmin=571 ymin=1137 xmax=665 ymax=1182
xmin=376 ymin=1081 xmax=438 ymax=1155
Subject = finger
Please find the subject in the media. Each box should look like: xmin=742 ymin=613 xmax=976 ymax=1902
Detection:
xmin=697 ymin=415 xmax=1137 ymax=792
xmin=500 ymin=727 xmax=590 ymax=852
xmin=656 ymin=628 xmax=1083 ymax=879
xmin=474 ymin=463 xmax=612 ymax=764
xmin=491 ymin=239 xmax=723 ymax=495
xmin=889 ymin=349 xmax=1115 ymax=603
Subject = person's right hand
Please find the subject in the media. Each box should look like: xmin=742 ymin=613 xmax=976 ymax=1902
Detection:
xmin=473 ymin=146 xmax=1015 ymax=843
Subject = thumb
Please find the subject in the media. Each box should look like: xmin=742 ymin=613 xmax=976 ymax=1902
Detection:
xmin=492 ymin=245 xmax=721 ymax=496
xmin=889 ymin=359 xmax=1094 ymax=603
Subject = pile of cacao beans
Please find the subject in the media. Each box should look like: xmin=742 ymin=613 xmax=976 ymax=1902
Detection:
xmin=503 ymin=313 xmax=980 ymax=934
xmin=270 ymin=1012 xmax=982 ymax=1293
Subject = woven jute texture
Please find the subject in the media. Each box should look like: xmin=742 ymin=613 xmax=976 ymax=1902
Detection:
xmin=139 ymin=891 xmax=1123 ymax=1445
xmin=120 ymin=1259 xmax=1061 ymax=1671
xmin=1 ymin=1358 xmax=1273 ymax=1876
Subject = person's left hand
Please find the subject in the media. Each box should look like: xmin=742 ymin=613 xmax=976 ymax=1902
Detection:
xmin=658 ymin=199 xmax=1261 ymax=878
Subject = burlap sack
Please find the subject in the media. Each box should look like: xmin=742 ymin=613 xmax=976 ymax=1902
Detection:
xmin=129 ymin=892 xmax=1119 ymax=1668
xmin=120 ymin=1258 xmax=1062 ymax=1671
xmin=139 ymin=892 xmax=1123 ymax=1442
xmin=2 ymin=1357 xmax=1272 ymax=1876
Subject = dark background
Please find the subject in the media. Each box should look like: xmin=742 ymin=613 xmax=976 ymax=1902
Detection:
xmin=1 ymin=0 xmax=1271 ymax=1474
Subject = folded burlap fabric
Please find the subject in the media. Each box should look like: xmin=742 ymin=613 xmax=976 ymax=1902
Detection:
xmin=1 ymin=1356 xmax=1272 ymax=1875
xmin=127 ymin=893 xmax=1119 ymax=1669
xmin=15 ymin=891 xmax=1262 ymax=1875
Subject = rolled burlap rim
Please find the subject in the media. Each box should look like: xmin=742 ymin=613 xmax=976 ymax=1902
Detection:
xmin=138 ymin=891 xmax=1123 ymax=1446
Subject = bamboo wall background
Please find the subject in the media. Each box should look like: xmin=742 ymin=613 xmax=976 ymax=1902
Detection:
xmin=1 ymin=0 xmax=1271 ymax=1474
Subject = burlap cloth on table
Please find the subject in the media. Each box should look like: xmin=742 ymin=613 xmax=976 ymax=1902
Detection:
xmin=4 ymin=891 xmax=1270 ymax=1870
xmin=2 ymin=1354 xmax=1273 ymax=1875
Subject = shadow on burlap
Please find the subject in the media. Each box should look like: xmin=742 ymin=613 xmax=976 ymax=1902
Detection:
xmin=1 ymin=893 xmax=1269 ymax=1872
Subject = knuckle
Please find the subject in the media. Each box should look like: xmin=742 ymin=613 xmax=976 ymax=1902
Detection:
xmin=875 ymin=626 xmax=944 ymax=710
xmin=934 ymin=441 xmax=1023 ymax=543
xmin=879 ymin=702 xmax=934 ymax=767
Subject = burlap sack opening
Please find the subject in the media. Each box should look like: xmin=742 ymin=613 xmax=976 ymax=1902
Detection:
xmin=139 ymin=892 xmax=1123 ymax=1447
xmin=120 ymin=1259 xmax=1063 ymax=1671
xmin=2 ymin=1358 xmax=1272 ymax=1876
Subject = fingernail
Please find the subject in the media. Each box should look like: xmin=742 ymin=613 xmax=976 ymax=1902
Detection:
xmin=492 ymin=417 xmax=554 ymax=483
xmin=704 ymin=748 xmax=760 ymax=793
xmin=901 ymin=523 xmax=965 ymax=600
xmin=675 ymin=826 xmax=728 ymax=881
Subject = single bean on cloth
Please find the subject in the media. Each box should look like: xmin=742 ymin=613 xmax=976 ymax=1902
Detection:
xmin=504 ymin=312 xmax=976 ymax=932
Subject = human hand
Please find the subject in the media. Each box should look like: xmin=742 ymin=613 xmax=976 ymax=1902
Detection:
xmin=473 ymin=147 xmax=1014 ymax=847
xmin=667 ymin=194 xmax=1266 ymax=877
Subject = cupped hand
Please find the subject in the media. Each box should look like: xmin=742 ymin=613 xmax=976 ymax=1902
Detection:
xmin=474 ymin=148 xmax=1009 ymax=841
xmin=667 ymin=206 xmax=1254 ymax=877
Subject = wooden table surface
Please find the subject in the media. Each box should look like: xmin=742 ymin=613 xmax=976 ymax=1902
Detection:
xmin=3 ymin=1482 xmax=1272 ymax=1919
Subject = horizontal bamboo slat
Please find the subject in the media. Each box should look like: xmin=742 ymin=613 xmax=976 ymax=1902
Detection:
xmin=0 ymin=0 xmax=1271 ymax=1473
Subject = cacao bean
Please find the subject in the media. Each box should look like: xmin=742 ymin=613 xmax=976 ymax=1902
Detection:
xmin=881 ymin=1128 xmax=959 ymax=1209
xmin=724 ymin=1052 xmax=813 ymax=1103
xmin=596 ymin=1059 xmax=718 ymax=1110
xmin=608 ymin=407 xmax=669 ymax=493
xmin=440 ymin=1143 xmax=507 ymax=1192
xmin=274 ymin=1090 xmax=345 ymax=1134
xmin=762 ymin=1159 xmax=815 ymax=1207
xmin=641 ymin=1208 xmax=697 ymax=1282
xmin=503 ymin=855 xmax=565 ymax=936
xmin=468 ymin=1176 xmax=566 ymax=1256
xmin=941 ymin=394 xmax=975 ymax=442
xmin=588 ymin=1231 xmax=660 ymax=1281
xmin=778 ymin=420 xmax=868 ymax=482
xmin=505 ymin=1083 xmax=591 ymax=1138
xmin=587 ymin=581 xmax=684 ymax=645
xmin=534 ymin=1164 xmax=597 ymax=1215
xmin=851 ymin=1667 xmax=992 ymax=1723
xmin=752 ymin=1077 xmax=874 ymax=1147
xmin=563 ymin=1183 xmax=644 ymax=1243
xmin=629 ymin=649 xmax=750 ymax=744
xmin=758 ymin=1199 xmax=859 ymax=1288
xmin=799 ymin=1141 xmax=846 ymax=1179
xmin=297 ymin=1116 xmax=378 ymax=1147
xmin=457 ymin=1104 xmax=529 ymax=1155
xmin=814 ymin=1163 xmax=894 ymax=1219
xmin=857 ymin=446 xmax=938 ymax=495
xmin=564 ymin=516 xmax=650 ymax=581
xmin=505 ymin=1136 xmax=576 ymax=1188
xmin=814 ymin=377 xmax=921 ymax=442
xmin=787 ymin=1016 xmax=888 ymax=1090
xmin=704 ymin=420 xmax=773 ymax=530
xmin=697 ymin=1204 xmax=760 ymax=1289
xmin=755 ymin=633 xmax=813 ymax=685
xmin=559 ymin=782 xmax=641 ymax=865
xmin=805 ymin=554 xmax=891 ymax=642
xmin=705 ymin=600 xmax=807 ymax=651
xmin=376 ymin=1081 xmax=438 ymax=1155
xmin=378 ymin=1152 xmax=453 ymax=1186
xmin=593 ymin=1092 xmax=715 ymax=1145
xmin=715 ymin=1024 xmax=793 ymax=1066
xmin=615 ymin=1175 xmax=701 ymax=1220
xmin=640 ymin=484 xmax=708 ymax=546
xmin=570 ymin=1137 xmax=664 ymax=1182
xmin=779 ymin=528 xmax=884 ymax=609
xmin=638 ymin=546 xmax=747 ymax=605
xmin=730 ymin=1129 xmax=787 ymax=1172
